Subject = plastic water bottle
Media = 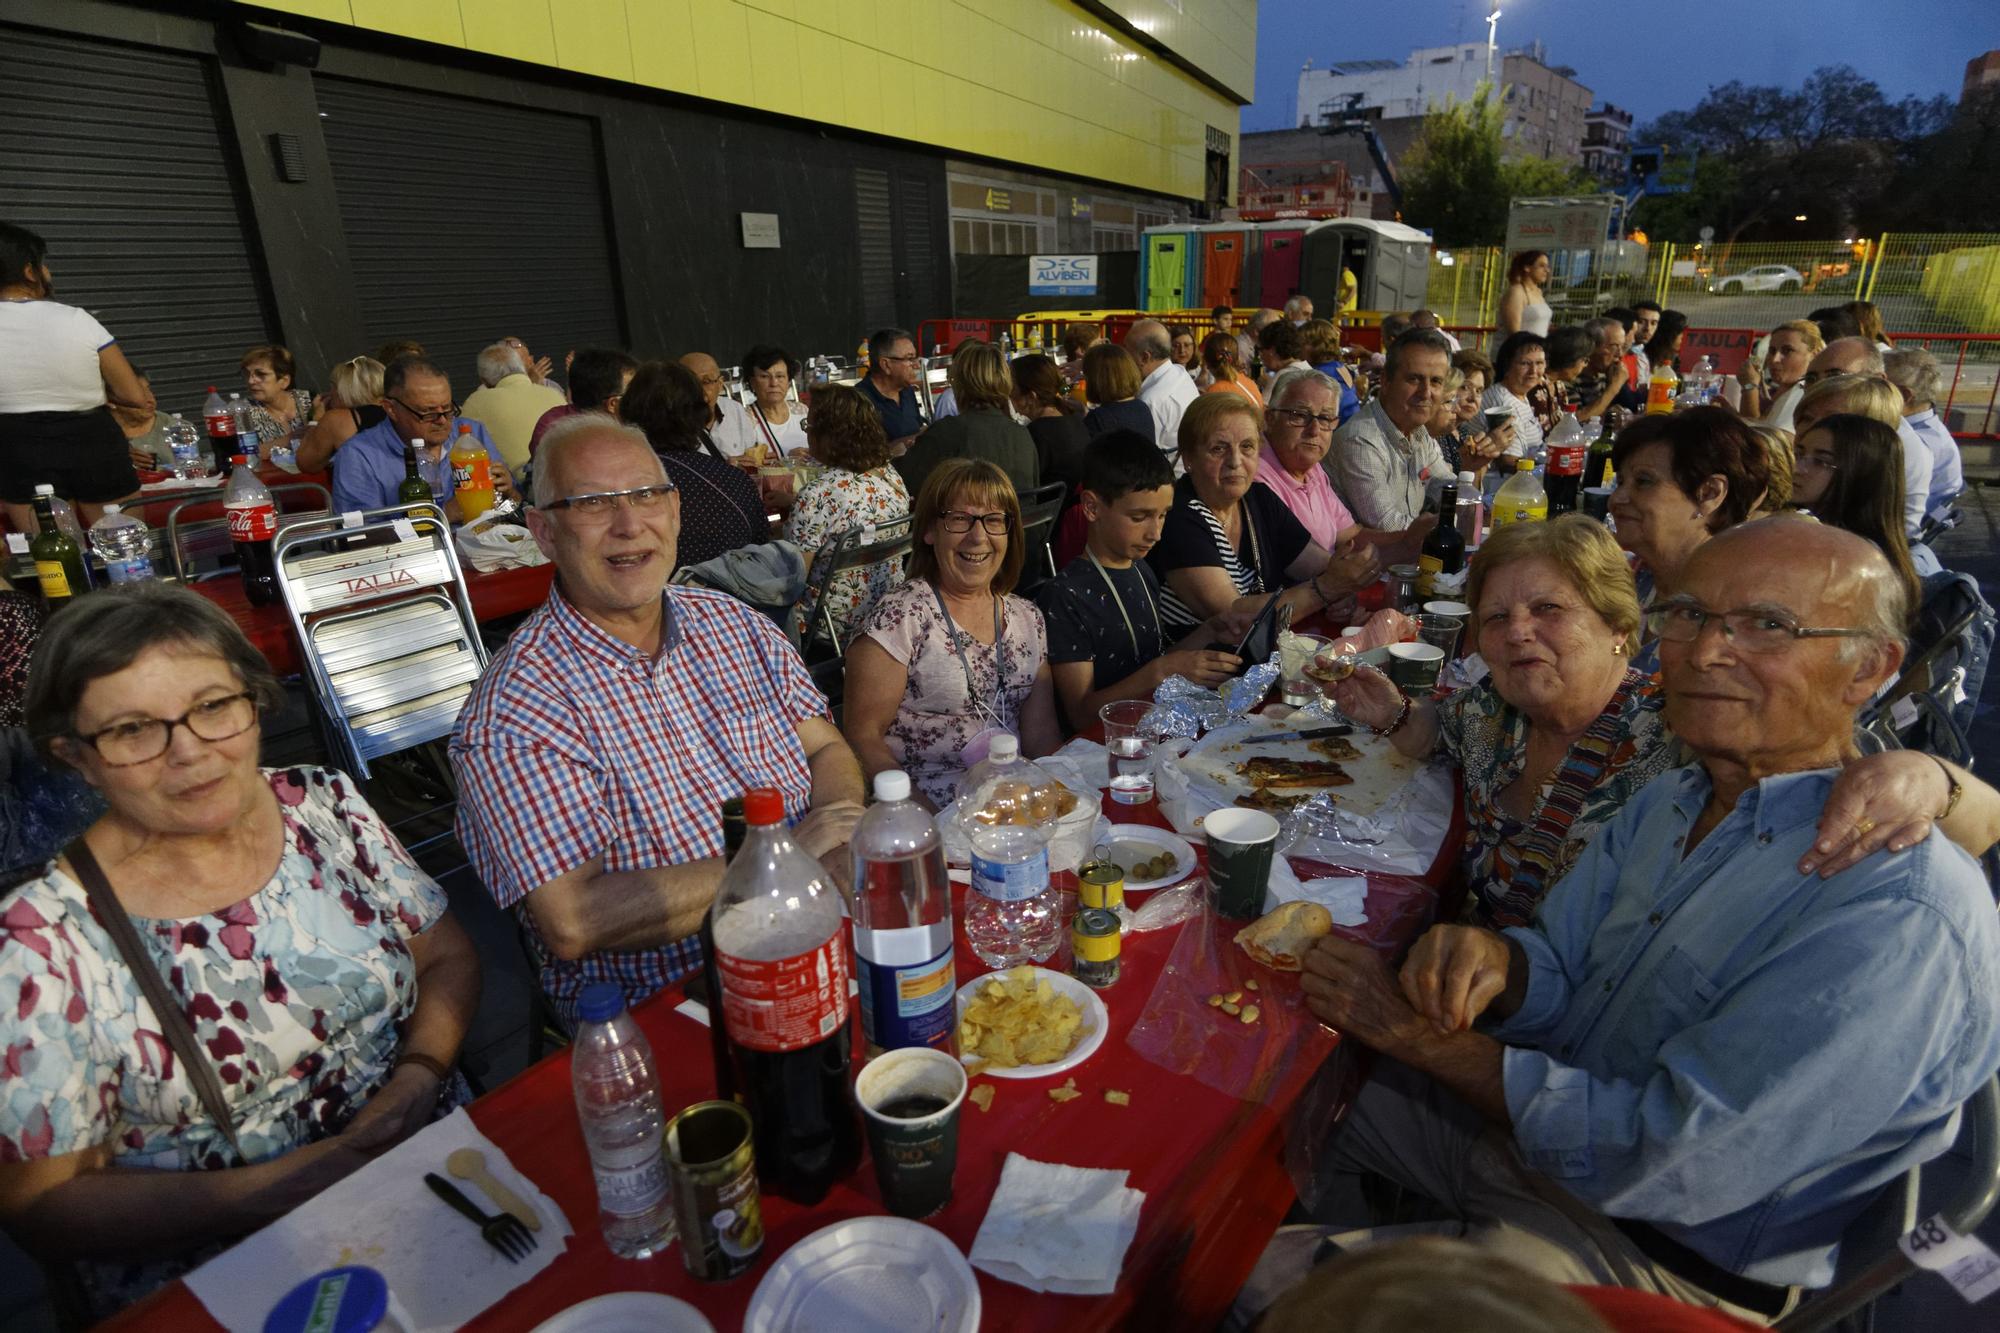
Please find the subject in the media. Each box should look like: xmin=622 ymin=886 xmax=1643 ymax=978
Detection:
xmin=163 ymin=413 xmax=205 ymax=478
xmin=88 ymin=504 xmax=155 ymax=584
xmin=852 ymin=770 xmax=957 ymax=1057
xmin=570 ymin=981 xmax=676 ymax=1259
xmin=1454 ymin=469 xmax=1485 ymax=548
xmin=958 ymin=736 xmax=1061 ymax=968
xmin=1687 ymin=355 xmax=1717 ymax=404
xmin=228 ymin=393 xmax=259 ymax=463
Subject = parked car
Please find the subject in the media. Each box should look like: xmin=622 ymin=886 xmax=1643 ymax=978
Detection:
xmin=1708 ymin=264 xmax=1804 ymax=294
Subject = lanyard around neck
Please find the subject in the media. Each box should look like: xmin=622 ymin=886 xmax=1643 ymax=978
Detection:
xmin=1086 ymin=550 xmax=1161 ymax=661
xmin=930 ymin=582 xmax=1006 ymax=724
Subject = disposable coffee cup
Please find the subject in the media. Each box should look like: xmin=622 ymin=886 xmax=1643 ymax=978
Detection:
xmin=1203 ymin=807 xmax=1282 ymax=920
xmin=855 ymin=1047 xmax=968 ymax=1219
xmin=1582 ymin=485 xmax=1614 ymax=520
xmin=1422 ymin=599 xmax=1472 ymax=623
xmin=1387 ymin=641 xmax=1447 ymax=693
xmin=1483 ymin=408 xmax=1512 ymax=435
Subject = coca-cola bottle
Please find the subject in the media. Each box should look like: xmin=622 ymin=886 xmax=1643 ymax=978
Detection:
xmin=224 ymin=458 xmax=279 ymax=606
xmin=203 ymin=386 xmax=234 ymax=451
xmin=710 ymin=787 xmax=861 ymax=1204
xmin=1543 ymin=412 xmax=1587 ymax=517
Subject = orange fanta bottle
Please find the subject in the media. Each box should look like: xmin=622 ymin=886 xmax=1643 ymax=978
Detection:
xmin=449 ymin=424 xmax=495 ymax=520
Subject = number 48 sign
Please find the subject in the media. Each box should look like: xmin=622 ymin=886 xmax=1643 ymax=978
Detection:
xmin=1899 ymin=1214 xmax=2000 ymax=1304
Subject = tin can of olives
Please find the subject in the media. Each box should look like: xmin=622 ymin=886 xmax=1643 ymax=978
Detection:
xmin=1070 ymin=908 xmax=1122 ymax=989
xmin=1077 ymin=858 xmax=1125 ymax=911
xmin=665 ymin=1100 xmax=763 ymax=1281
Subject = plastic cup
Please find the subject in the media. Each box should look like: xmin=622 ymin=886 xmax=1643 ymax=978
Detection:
xmin=1204 ymin=807 xmax=1282 ymax=920
xmin=855 ymin=1047 xmax=968 ymax=1218
xmin=1416 ymin=613 xmax=1463 ymax=660
xmin=1582 ymin=485 xmax=1614 ymax=520
xmin=1278 ymin=632 xmax=1332 ymax=706
xmin=1100 ymin=699 xmax=1155 ymax=804
xmin=1387 ymin=641 xmax=1447 ymax=693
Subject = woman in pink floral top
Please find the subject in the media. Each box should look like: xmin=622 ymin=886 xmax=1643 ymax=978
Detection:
xmin=785 ymin=382 xmax=912 ymax=646
xmin=844 ymin=460 xmax=1063 ymax=808
xmin=0 ymin=586 xmax=479 ymax=1317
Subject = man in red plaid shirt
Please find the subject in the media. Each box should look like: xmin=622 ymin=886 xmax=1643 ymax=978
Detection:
xmin=451 ymin=414 xmax=866 ymax=1019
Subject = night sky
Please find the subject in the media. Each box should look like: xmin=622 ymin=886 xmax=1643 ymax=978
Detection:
xmin=1242 ymin=0 xmax=1997 ymax=131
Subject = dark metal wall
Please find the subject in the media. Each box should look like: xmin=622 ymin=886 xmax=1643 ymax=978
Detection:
xmin=0 ymin=0 xmax=954 ymax=409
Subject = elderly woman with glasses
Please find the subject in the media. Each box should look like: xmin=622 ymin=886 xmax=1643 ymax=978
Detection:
xmin=1259 ymin=369 xmax=1435 ymax=563
xmin=1326 ymin=515 xmax=1996 ymax=928
xmin=844 ymin=459 xmax=1061 ymax=810
xmin=1151 ymin=393 xmax=1381 ymax=638
xmin=0 ymin=585 xmax=480 ymax=1318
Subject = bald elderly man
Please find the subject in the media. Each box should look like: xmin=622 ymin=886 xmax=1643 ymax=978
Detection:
xmin=1802 ymin=337 xmax=1931 ymax=538
xmin=677 ymin=351 xmax=755 ymax=457
xmin=1126 ymin=317 xmax=1198 ymax=460
xmin=1283 ymin=519 xmax=2000 ymax=1322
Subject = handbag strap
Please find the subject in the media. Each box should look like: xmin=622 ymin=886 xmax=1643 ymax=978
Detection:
xmin=64 ymin=837 xmax=244 ymax=1158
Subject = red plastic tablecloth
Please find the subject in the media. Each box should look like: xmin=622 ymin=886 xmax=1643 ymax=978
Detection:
xmin=105 ymin=783 xmax=1459 ymax=1333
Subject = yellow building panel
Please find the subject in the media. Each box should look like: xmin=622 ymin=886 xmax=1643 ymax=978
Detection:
xmin=348 ymin=0 xmax=463 ymax=45
xmin=457 ymin=0 xmax=554 ymax=67
xmin=623 ymin=0 xmax=698 ymax=94
xmin=249 ymin=0 xmax=355 ymax=22
xmin=227 ymin=0 xmax=1241 ymax=201
xmin=551 ymin=1 xmax=631 ymax=83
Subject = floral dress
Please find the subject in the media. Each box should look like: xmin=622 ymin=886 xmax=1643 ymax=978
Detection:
xmin=1437 ymin=670 xmax=1678 ymax=928
xmin=860 ymin=581 xmax=1047 ymax=807
xmin=0 ymin=766 xmax=448 ymax=1312
xmin=784 ymin=465 xmax=911 ymax=645
xmin=245 ymin=387 xmax=314 ymax=448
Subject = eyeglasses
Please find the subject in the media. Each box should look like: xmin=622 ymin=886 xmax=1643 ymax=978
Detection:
xmin=1794 ymin=451 xmax=1839 ymax=472
xmin=1270 ymin=406 xmax=1340 ymax=434
xmin=879 ymin=353 xmax=921 ymax=365
xmin=545 ymin=484 xmax=678 ymax=520
xmin=75 ymin=691 xmax=259 ymax=767
xmin=388 ymin=396 xmax=460 ymax=424
xmin=1646 ymin=600 xmax=1874 ymax=654
xmin=938 ymin=510 xmax=1010 ymax=535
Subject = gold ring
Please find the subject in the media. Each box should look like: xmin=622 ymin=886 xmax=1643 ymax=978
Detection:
xmin=1855 ymin=817 xmax=1877 ymax=837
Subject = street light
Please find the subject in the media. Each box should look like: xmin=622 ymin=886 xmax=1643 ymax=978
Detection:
xmin=1794 ymin=214 xmax=1808 ymax=222
xmin=1485 ymin=9 xmax=1502 ymax=84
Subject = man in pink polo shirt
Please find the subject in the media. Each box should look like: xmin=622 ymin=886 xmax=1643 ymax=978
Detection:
xmin=1257 ymin=369 xmax=1435 ymax=562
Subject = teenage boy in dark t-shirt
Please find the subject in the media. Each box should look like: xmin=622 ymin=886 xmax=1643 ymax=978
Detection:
xmin=1036 ymin=431 xmax=1248 ymax=730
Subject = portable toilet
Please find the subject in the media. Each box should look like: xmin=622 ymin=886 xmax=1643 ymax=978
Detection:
xmin=1300 ymin=219 xmax=1433 ymax=317
xmin=1194 ymin=223 xmax=1257 ymax=311
xmin=1140 ymin=224 xmax=1195 ymax=312
xmin=1251 ymin=222 xmax=1308 ymax=311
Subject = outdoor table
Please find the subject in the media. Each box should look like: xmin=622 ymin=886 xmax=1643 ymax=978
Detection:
xmin=189 ymin=562 xmax=555 ymax=677
xmin=106 ymin=778 xmax=1464 ymax=1333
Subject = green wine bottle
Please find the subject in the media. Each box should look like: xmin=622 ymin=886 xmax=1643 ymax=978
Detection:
xmin=398 ymin=441 xmax=434 ymax=505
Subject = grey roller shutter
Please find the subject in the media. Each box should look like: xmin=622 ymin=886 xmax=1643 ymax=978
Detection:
xmin=854 ymin=168 xmax=896 ymax=331
xmin=894 ymin=170 xmax=937 ymax=330
xmin=314 ymin=77 xmax=622 ymax=388
xmin=0 ymin=25 xmax=273 ymax=417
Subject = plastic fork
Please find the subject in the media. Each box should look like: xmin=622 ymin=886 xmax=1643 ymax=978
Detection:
xmin=424 ymin=1171 xmax=537 ymax=1263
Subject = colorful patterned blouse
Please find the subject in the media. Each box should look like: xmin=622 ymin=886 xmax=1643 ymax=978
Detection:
xmin=784 ymin=464 xmax=911 ymax=645
xmin=0 ymin=767 xmax=447 ymax=1311
xmin=860 ymin=581 xmax=1047 ymax=808
xmin=1436 ymin=669 xmax=1678 ymax=928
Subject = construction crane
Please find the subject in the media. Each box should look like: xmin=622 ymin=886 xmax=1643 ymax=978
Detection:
xmin=1315 ymin=93 xmax=1402 ymax=213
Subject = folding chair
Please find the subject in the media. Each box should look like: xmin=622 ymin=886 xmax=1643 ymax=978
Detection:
xmin=274 ymin=503 xmax=488 ymax=860
xmin=1015 ymin=480 xmax=1068 ymax=596
xmin=1775 ymin=1076 xmax=2000 ymax=1332
xmin=152 ymin=480 xmax=333 ymax=582
xmin=1859 ymin=571 xmax=1994 ymax=767
xmin=797 ymin=515 xmax=914 ymax=661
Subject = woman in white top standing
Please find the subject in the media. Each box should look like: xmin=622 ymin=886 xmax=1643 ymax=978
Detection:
xmin=1497 ymin=250 xmax=1554 ymax=339
xmin=739 ymin=344 xmax=810 ymax=460
xmin=0 ymin=222 xmax=150 ymax=533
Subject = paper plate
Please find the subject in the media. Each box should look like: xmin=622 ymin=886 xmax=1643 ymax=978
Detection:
xmin=955 ymin=966 xmax=1109 ymax=1079
xmin=745 ymin=1217 xmax=980 ymax=1333
xmin=530 ymin=1292 xmax=715 ymax=1333
xmin=1099 ymin=824 xmax=1197 ymax=892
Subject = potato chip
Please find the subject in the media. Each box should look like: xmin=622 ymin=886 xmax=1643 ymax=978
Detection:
xmin=969 ymin=1084 xmax=996 ymax=1112
xmin=957 ymin=968 xmax=1088 ymax=1069
xmin=1049 ymin=1077 xmax=1082 ymax=1104
xmin=1104 ymin=1089 xmax=1131 ymax=1107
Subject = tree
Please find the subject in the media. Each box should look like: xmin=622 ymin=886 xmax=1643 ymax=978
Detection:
xmin=1399 ymin=85 xmax=1594 ymax=246
xmin=1630 ymin=65 xmax=1950 ymax=243
xmin=1884 ymin=86 xmax=2000 ymax=231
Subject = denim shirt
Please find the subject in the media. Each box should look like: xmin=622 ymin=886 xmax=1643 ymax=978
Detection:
xmin=330 ymin=415 xmax=501 ymax=515
xmin=1488 ymin=764 xmax=2000 ymax=1288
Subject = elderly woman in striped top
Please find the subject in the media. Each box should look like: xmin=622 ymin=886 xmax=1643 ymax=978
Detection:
xmin=1146 ymin=394 xmax=1380 ymax=640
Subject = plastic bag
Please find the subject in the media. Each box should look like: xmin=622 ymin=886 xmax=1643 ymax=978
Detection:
xmin=1123 ymin=862 xmax=1437 ymax=1109
xmin=455 ymin=508 xmax=548 ymax=572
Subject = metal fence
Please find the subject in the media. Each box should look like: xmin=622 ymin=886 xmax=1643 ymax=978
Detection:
xmin=1425 ymin=233 xmax=2000 ymax=337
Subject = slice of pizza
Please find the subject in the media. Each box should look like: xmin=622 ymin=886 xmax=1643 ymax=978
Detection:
xmin=1234 ymin=756 xmax=1355 ymax=789
xmin=1309 ymin=736 xmax=1361 ymax=762
xmin=1234 ymin=788 xmax=1316 ymax=814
